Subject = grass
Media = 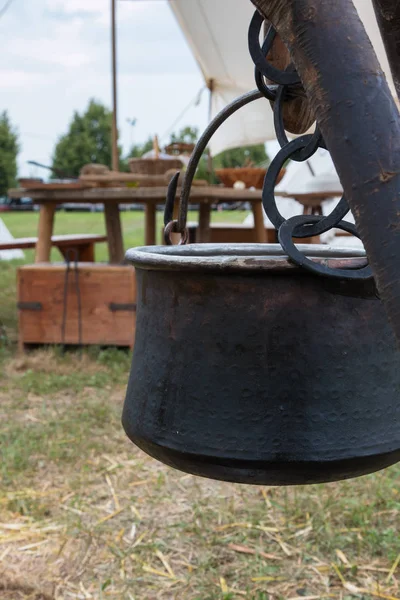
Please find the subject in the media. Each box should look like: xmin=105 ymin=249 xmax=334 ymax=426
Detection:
xmin=1 ymin=211 xmax=400 ymax=598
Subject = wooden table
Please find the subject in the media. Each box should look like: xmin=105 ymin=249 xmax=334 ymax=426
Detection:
xmin=8 ymin=186 xmax=266 ymax=263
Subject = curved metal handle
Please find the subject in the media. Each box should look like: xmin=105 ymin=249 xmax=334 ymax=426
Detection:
xmin=163 ymin=89 xmax=264 ymax=243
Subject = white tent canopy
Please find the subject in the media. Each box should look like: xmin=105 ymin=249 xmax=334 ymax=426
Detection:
xmin=0 ymin=218 xmax=24 ymax=261
xmin=170 ymin=0 xmax=396 ymax=155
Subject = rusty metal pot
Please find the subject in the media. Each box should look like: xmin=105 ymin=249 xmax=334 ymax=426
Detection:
xmin=123 ymin=244 xmax=400 ymax=485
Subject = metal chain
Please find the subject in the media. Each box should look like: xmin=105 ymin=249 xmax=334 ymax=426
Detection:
xmin=163 ymin=10 xmax=372 ymax=280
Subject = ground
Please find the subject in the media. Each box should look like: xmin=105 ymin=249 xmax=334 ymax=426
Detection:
xmin=0 ymin=211 xmax=400 ymax=600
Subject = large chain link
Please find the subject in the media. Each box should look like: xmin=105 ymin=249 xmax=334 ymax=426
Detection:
xmin=163 ymin=10 xmax=372 ymax=280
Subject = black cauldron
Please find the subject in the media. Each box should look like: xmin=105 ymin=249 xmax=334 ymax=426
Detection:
xmin=122 ymin=244 xmax=400 ymax=485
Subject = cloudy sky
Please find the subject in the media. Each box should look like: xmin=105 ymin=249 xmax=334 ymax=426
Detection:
xmin=2 ymin=0 xmax=208 ymax=177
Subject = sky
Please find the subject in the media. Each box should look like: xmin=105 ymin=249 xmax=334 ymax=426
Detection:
xmin=1 ymin=0 xmax=208 ymax=178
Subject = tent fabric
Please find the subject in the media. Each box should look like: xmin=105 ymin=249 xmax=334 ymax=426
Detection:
xmin=0 ymin=218 xmax=24 ymax=261
xmin=169 ymin=0 xmax=396 ymax=155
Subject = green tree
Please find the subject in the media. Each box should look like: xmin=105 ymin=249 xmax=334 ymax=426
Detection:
xmin=52 ymin=99 xmax=122 ymax=177
xmin=167 ymin=126 xmax=216 ymax=182
xmin=170 ymin=126 xmax=198 ymax=144
xmin=214 ymin=144 xmax=269 ymax=169
xmin=0 ymin=111 xmax=19 ymax=197
xmin=126 ymin=137 xmax=154 ymax=159
xmin=119 ymin=137 xmax=155 ymax=172
xmin=166 ymin=126 xmax=269 ymax=182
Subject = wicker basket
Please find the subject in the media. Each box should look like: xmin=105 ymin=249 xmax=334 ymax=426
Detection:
xmin=129 ymin=158 xmax=183 ymax=177
xmin=215 ymin=167 xmax=286 ymax=190
xmin=80 ymin=164 xmax=110 ymax=176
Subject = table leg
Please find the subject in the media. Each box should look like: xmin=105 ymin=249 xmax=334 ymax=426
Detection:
xmin=145 ymin=203 xmax=156 ymax=245
xmin=302 ymin=204 xmax=321 ymax=244
xmin=252 ymin=201 xmax=267 ymax=243
xmin=35 ymin=204 xmax=56 ymax=263
xmin=104 ymin=203 xmax=124 ymax=263
xmin=197 ymin=201 xmax=211 ymax=243
xmin=167 ymin=198 xmax=181 ymax=245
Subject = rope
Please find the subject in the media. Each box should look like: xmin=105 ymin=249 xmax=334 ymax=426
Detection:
xmin=61 ymin=249 xmax=83 ymax=355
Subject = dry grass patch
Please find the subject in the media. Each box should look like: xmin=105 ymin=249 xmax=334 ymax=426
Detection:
xmin=0 ymin=347 xmax=400 ymax=598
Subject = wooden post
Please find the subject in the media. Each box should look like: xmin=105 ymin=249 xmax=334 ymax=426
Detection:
xmin=250 ymin=0 xmax=400 ymax=344
xmin=197 ymin=202 xmax=212 ymax=243
xmin=35 ymin=204 xmax=56 ymax=263
xmin=111 ymin=0 xmax=119 ymax=172
xmin=104 ymin=203 xmax=124 ymax=263
xmin=153 ymin=135 xmax=160 ymax=159
xmin=251 ymin=201 xmax=268 ymax=243
xmin=145 ymin=203 xmax=157 ymax=245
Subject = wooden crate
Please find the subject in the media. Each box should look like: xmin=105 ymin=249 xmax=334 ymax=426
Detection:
xmin=17 ymin=263 xmax=136 ymax=350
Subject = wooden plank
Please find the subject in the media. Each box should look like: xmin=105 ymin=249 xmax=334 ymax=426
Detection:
xmin=8 ymin=186 xmax=263 ymax=203
xmin=18 ymin=264 xmax=136 ymax=348
xmin=51 ymin=234 xmax=107 ymax=244
xmin=104 ymin=203 xmax=124 ymax=263
xmin=81 ymin=174 xmax=205 ymax=187
xmin=186 ymin=223 xmax=323 ymax=245
xmin=0 ymin=234 xmax=107 ymax=251
xmin=18 ymin=182 xmax=94 ymax=191
xmin=187 ymin=223 xmax=277 ymax=244
xmin=35 ymin=204 xmax=56 ymax=263
xmin=0 ymin=238 xmax=38 ymax=250
xmin=80 ymin=172 xmax=169 ymax=185
xmin=59 ymin=244 xmax=95 ymax=262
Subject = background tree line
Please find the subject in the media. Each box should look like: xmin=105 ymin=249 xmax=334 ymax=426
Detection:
xmin=0 ymin=98 xmax=269 ymax=195
xmin=0 ymin=111 xmax=19 ymax=197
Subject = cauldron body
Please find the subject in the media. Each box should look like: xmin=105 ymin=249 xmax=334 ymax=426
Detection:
xmin=123 ymin=244 xmax=400 ymax=485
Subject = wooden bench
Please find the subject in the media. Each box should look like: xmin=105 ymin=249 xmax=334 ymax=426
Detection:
xmin=0 ymin=234 xmax=107 ymax=262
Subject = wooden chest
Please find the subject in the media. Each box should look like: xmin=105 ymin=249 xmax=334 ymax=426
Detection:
xmin=17 ymin=263 xmax=136 ymax=349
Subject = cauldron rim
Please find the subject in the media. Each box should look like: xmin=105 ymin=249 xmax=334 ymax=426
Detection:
xmin=125 ymin=243 xmax=367 ymax=274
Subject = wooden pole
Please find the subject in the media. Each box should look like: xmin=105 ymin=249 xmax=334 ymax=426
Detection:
xmin=111 ymin=0 xmax=119 ymax=172
xmin=35 ymin=204 xmax=56 ymax=263
xmin=207 ymin=79 xmax=214 ymax=182
xmin=104 ymin=203 xmax=124 ymax=263
xmin=153 ymin=135 xmax=160 ymax=159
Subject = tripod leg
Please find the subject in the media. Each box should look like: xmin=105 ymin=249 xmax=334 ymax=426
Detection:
xmin=251 ymin=0 xmax=400 ymax=344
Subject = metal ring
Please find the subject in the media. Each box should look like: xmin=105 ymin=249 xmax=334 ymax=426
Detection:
xmin=278 ymin=216 xmax=372 ymax=280
xmin=255 ymin=67 xmax=277 ymax=101
xmin=248 ymin=11 xmax=301 ymax=86
xmin=262 ymin=136 xmax=320 ymax=229
xmin=288 ymin=198 xmax=350 ymax=238
xmin=164 ymin=220 xmax=189 ymax=246
xmin=262 ymin=137 xmax=349 ymax=235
